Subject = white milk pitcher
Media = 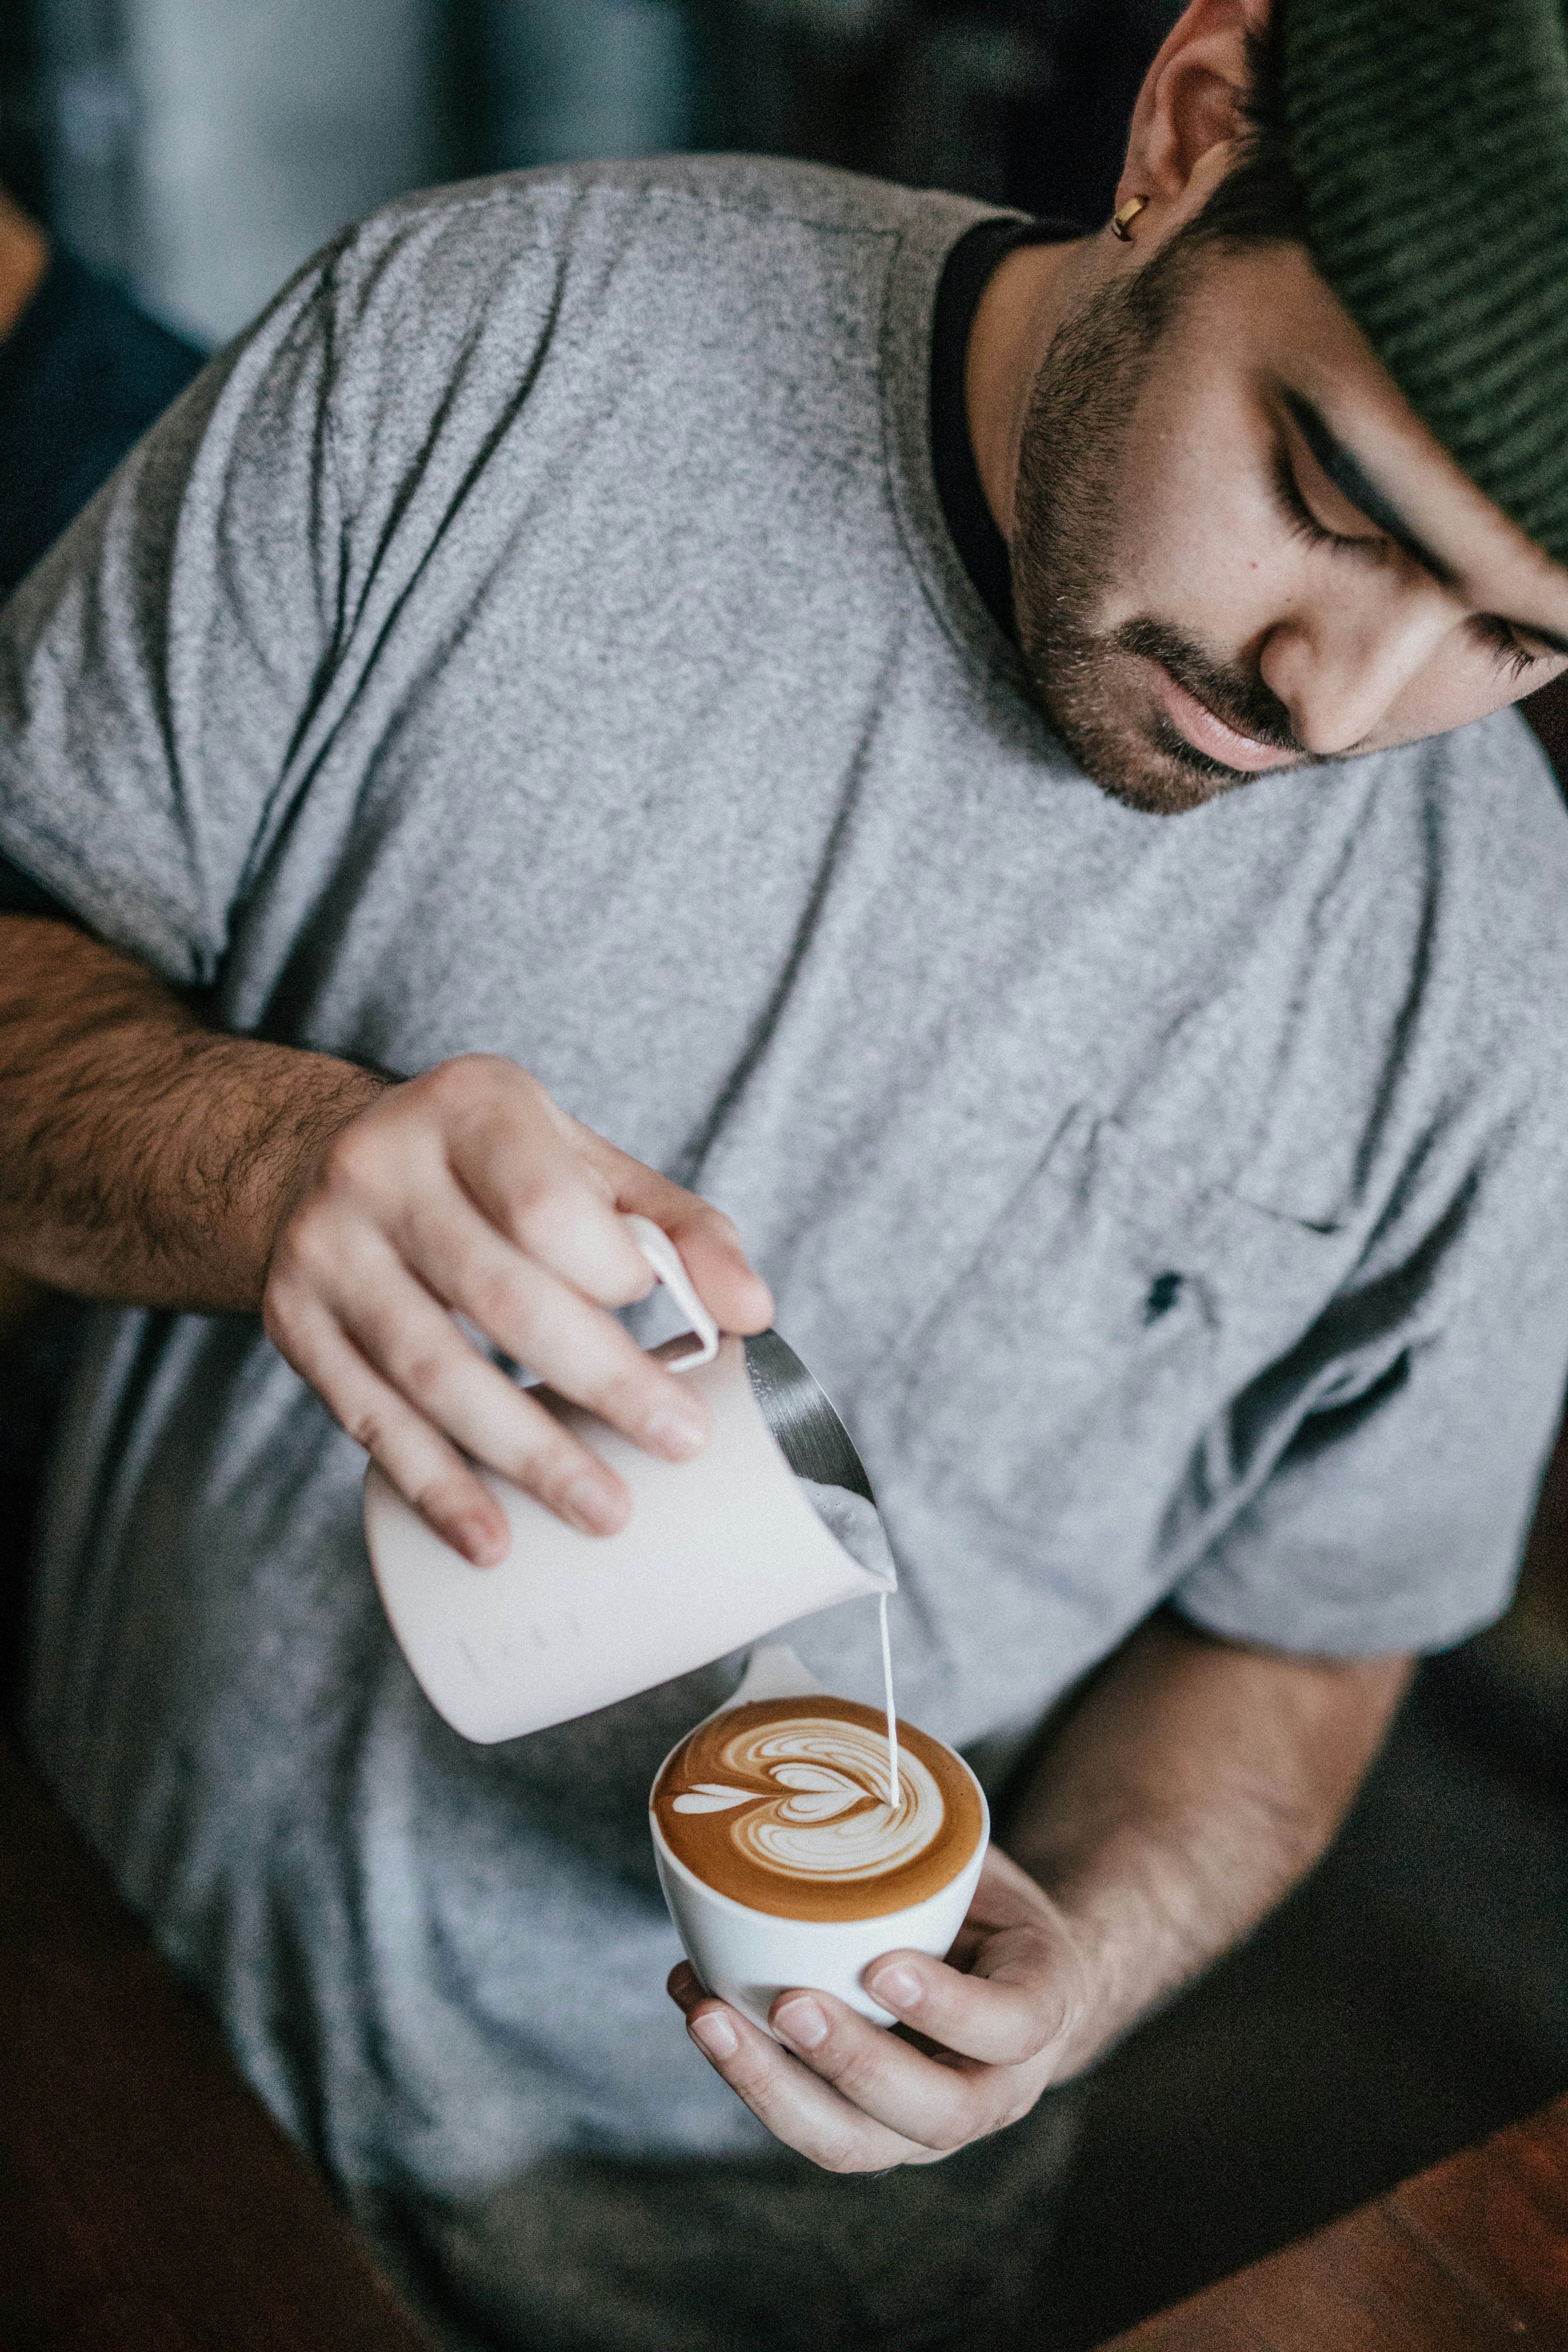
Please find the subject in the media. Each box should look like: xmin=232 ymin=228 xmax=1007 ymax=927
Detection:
xmin=364 ymin=1217 xmax=895 ymax=1744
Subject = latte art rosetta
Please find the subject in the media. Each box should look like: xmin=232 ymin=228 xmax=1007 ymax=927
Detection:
xmin=653 ymin=1696 xmax=985 ymax=1923
xmin=672 ymin=1718 xmax=944 ymax=1885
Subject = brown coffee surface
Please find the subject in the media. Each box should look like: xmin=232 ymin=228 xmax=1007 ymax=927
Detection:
xmin=651 ymin=1695 xmax=984 ymax=1922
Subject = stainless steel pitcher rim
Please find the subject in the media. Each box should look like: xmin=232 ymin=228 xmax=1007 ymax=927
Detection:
xmin=743 ymin=1328 xmax=876 ymax=1508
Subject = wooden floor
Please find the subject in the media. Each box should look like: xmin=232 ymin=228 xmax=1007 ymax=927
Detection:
xmin=0 ymin=1731 xmax=432 ymax=2352
xmin=1099 ymin=2094 xmax=1568 ymax=2350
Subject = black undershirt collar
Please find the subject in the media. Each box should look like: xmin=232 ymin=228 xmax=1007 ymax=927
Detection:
xmin=927 ymin=215 xmax=1082 ymax=644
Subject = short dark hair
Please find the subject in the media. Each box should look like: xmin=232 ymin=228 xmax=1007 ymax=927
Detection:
xmin=1183 ymin=8 xmax=1308 ymax=252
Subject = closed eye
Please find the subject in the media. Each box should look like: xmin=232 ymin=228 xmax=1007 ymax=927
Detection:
xmin=1470 ymin=615 xmax=1548 ymax=681
xmin=1271 ymin=442 xmax=1387 ymax=563
xmin=1274 ymin=438 xmax=1554 ymax=681
xmin=1275 ymin=387 xmax=1568 ymax=676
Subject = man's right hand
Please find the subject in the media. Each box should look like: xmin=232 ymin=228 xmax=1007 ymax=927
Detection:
xmin=0 ymin=919 xmax=771 ymax=1564
xmin=262 ymin=1055 xmax=774 ymax=1563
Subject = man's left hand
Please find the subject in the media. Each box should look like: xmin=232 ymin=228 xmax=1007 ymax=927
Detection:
xmin=666 ymin=1848 xmax=1089 ymax=2173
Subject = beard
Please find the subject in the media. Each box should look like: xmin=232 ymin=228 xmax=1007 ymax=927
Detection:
xmin=1010 ymin=244 xmax=1305 ymax=816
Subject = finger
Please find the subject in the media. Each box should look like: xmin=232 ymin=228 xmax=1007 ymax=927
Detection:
xmin=265 ymin=1286 xmax=516 ymax=1563
xmin=283 ymin=1209 xmax=626 ymax=1524
xmin=861 ymin=1930 xmax=1074 ymax=2071
xmin=650 ymin=1204 xmax=774 ymax=1334
xmin=428 ymin=1067 xmax=659 ymax=1307
xmin=667 ymin=1982 xmax=937 ymax=2176
xmin=574 ymin=1127 xmax=775 ymax=1333
xmin=764 ymin=1988 xmax=1022 ymax=2154
xmin=394 ymin=1193 xmax=712 ymax=1464
xmin=440 ymin=1077 xmax=770 ymax=1336
xmin=320 ymin=1247 xmax=653 ymax=1530
xmin=874 ymin=1846 xmax=1090 ymax=2065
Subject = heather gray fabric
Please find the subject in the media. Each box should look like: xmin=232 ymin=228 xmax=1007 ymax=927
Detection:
xmin=350 ymin=2085 xmax=1085 ymax=2352
xmin=5 ymin=156 xmax=1568 ymax=2332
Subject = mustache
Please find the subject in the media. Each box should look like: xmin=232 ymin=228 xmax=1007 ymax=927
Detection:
xmin=1113 ymin=618 xmax=1304 ymax=756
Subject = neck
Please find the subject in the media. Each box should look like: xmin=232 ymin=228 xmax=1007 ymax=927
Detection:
xmin=964 ymin=233 xmax=1091 ymax=544
xmin=0 ymin=191 xmax=49 ymax=344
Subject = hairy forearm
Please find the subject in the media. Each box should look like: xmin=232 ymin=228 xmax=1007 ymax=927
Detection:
xmin=1004 ymin=1610 xmax=1410 ymax=2074
xmin=0 ymin=917 xmax=385 ymax=1310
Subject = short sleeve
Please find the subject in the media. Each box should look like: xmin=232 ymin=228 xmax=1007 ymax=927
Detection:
xmin=1172 ymin=1103 xmax=1568 ymax=1657
xmin=0 ymin=254 xmax=347 ymax=989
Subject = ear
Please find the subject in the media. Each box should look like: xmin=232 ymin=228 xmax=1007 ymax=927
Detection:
xmin=1116 ymin=0 xmax=1270 ymax=224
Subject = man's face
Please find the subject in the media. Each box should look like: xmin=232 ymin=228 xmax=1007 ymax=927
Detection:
xmin=1011 ymin=234 xmax=1568 ymax=815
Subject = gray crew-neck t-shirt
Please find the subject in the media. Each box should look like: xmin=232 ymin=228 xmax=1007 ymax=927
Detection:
xmin=5 ymin=157 xmax=1568 ymax=2205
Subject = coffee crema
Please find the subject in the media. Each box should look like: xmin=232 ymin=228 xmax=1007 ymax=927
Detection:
xmin=652 ymin=1696 xmax=984 ymax=1922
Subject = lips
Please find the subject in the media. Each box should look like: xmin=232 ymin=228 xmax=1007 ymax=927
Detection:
xmin=1147 ymin=658 xmax=1298 ymax=773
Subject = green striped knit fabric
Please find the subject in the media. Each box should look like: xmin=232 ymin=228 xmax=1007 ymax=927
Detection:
xmin=1284 ymin=0 xmax=1568 ymax=570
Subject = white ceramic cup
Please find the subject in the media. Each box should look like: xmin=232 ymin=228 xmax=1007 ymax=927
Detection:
xmin=650 ymin=1643 xmax=990 ymax=2034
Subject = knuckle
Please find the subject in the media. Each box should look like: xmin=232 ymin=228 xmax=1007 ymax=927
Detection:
xmin=425 ymin=1050 xmax=492 ymax=1098
xmin=589 ymin=1359 xmax=660 ymax=1426
xmin=398 ymin=1347 xmax=450 ymax=1410
xmin=826 ymin=2043 xmax=884 ymax=2108
xmin=925 ymin=2110 xmax=974 ymax=2156
xmin=468 ymin=1265 xmax=525 ymax=1336
xmin=525 ymin=1435 xmax=599 ymax=1508
xmin=697 ymin=1202 xmax=743 ymax=1247
xmin=410 ymin=1468 xmax=481 ymax=1530
xmin=820 ymin=2133 xmax=876 ymax=2178
xmin=1003 ymin=1997 xmax=1055 ymax=2065
xmin=414 ymin=1053 xmax=503 ymax=1131
xmin=320 ymin=1118 xmax=380 ymax=1192
xmin=344 ymin=1404 xmax=389 ymax=1456
xmin=595 ymin=1247 xmax=655 ymax=1309
xmin=314 ymin=1142 xmax=403 ymax=1230
xmin=280 ymin=1207 xmax=340 ymax=1283
xmin=716 ymin=2049 xmax=765 ymax=2102
xmin=510 ymin=1183 xmax=578 ymax=1262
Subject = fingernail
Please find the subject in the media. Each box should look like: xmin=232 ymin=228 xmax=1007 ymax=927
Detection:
xmin=868 ymin=1965 xmax=922 ymax=2010
xmin=564 ymin=1475 xmax=623 ymax=1535
xmin=690 ymin=2012 xmax=738 ymax=2060
xmin=456 ymin=1520 xmax=506 ymax=1567
xmin=644 ymin=1407 xmax=706 ymax=1463
xmin=773 ymin=1998 xmax=828 ymax=2050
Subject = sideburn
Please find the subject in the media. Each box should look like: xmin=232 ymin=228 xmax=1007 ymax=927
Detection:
xmin=1009 ymin=233 xmax=1261 ymax=816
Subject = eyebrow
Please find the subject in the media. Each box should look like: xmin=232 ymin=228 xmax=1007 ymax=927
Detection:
xmin=1282 ymin=391 xmax=1568 ymax=659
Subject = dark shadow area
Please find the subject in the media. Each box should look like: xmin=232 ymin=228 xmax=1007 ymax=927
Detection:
xmin=0 ymin=1298 xmax=80 ymax=1724
xmin=681 ymin=1 xmax=1183 ymax=227
xmin=1038 ymin=1675 xmax=1568 ymax=2346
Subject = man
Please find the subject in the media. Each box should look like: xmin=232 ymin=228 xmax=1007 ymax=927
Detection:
xmin=3 ymin=2 xmax=1568 ymax=2346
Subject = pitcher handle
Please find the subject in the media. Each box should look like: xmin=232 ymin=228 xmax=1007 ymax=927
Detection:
xmin=623 ymin=1213 xmax=720 ymax=1372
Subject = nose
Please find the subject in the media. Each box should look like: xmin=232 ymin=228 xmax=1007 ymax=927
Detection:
xmin=1259 ymin=579 xmax=1457 ymax=756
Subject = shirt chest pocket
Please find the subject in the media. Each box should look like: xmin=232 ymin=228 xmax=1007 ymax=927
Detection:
xmin=884 ymin=1108 xmax=1357 ymax=1555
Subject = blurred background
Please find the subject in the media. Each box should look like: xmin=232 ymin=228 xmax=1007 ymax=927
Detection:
xmin=1 ymin=4 xmax=1565 ymax=2345
xmin=0 ymin=0 xmax=1182 ymax=344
